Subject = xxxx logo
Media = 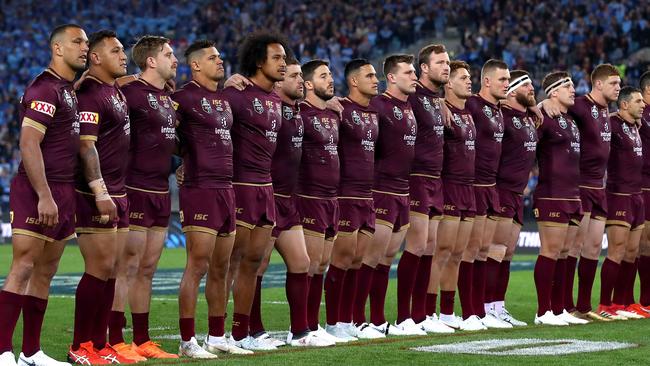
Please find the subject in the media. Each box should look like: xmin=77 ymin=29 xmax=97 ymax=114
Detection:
xmin=79 ymin=111 xmax=99 ymax=124
xmin=30 ymin=101 xmax=56 ymax=117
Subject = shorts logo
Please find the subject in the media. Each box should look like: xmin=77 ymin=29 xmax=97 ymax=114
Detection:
xmin=375 ymin=208 xmax=388 ymax=215
xmin=410 ymin=200 xmax=420 ymax=207
xmin=591 ymin=105 xmax=599 ymax=119
xmin=25 ymin=217 xmax=42 ymax=225
xmin=352 ymin=110 xmax=362 ymax=125
xmin=129 ymin=212 xmax=144 ymax=219
xmin=147 ymin=93 xmax=159 ymax=109
xmin=235 ymin=207 xmax=244 ymax=214
xmin=512 ymin=116 xmax=522 ymax=129
xmin=79 ymin=111 xmax=99 ymax=124
xmin=201 ymin=97 xmax=212 ymax=113
xmin=558 ymin=116 xmax=567 ymax=129
xmin=194 ymin=214 xmax=209 ymax=221
xmin=302 ymin=217 xmax=316 ymax=225
xmin=253 ymin=98 xmax=264 ymax=114
xmin=283 ymin=106 xmax=293 ymax=120
xmin=483 ymin=105 xmax=493 ymax=118
xmin=616 ymin=210 xmax=626 ymax=217
xmin=63 ymin=89 xmax=74 ymax=108
xmin=30 ymin=101 xmax=56 ymax=117
xmin=393 ymin=106 xmax=403 ymax=120
xmin=421 ymin=97 xmax=432 ymax=111
xmin=339 ymin=220 xmax=351 ymax=227
xmin=443 ymin=204 xmax=456 ymax=211
xmin=533 ymin=208 xmax=539 ymax=218
xmin=549 ymin=212 xmax=560 ymax=218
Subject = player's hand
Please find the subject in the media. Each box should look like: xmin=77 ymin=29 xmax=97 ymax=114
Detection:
xmin=74 ymin=69 xmax=90 ymax=90
xmin=539 ymin=99 xmax=561 ymax=117
xmin=95 ymin=199 xmax=117 ymax=224
xmin=529 ymin=105 xmax=544 ymax=122
xmin=116 ymin=74 xmax=140 ymax=88
xmin=176 ymin=164 xmax=185 ymax=186
xmin=37 ymin=195 xmax=59 ymax=228
xmin=224 ymin=74 xmax=251 ymax=91
xmin=440 ymin=98 xmax=452 ymax=127
xmin=326 ymin=96 xmax=344 ymax=118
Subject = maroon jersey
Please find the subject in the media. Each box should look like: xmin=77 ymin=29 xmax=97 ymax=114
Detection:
xmin=297 ymin=101 xmax=340 ymax=198
xmin=408 ymin=82 xmax=444 ymax=177
xmin=18 ymin=68 xmax=80 ymax=183
xmin=121 ymin=79 xmax=176 ymax=191
xmin=371 ymin=93 xmax=417 ymax=194
xmin=497 ymin=105 xmax=538 ymax=193
xmin=568 ymin=94 xmax=611 ymax=187
xmin=607 ymin=115 xmax=643 ymax=193
xmin=640 ymin=105 xmax=650 ymax=188
xmin=271 ymin=101 xmax=304 ymax=195
xmin=535 ymin=110 xmax=581 ymax=199
xmin=222 ymin=83 xmax=282 ymax=184
xmin=442 ymin=101 xmax=476 ymax=185
xmin=466 ymin=94 xmax=504 ymax=185
xmin=173 ymin=80 xmax=233 ymax=189
xmin=338 ymin=97 xmax=379 ymax=198
xmin=75 ymin=76 xmax=130 ymax=194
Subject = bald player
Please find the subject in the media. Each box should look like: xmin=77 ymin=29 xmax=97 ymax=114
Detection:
xmin=639 ymin=71 xmax=650 ymax=313
xmin=460 ymin=59 xmax=511 ymax=329
xmin=0 ymin=24 xmax=87 ymax=366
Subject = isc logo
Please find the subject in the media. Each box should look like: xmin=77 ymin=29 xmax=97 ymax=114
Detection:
xmin=549 ymin=212 xmax=561 ymax=218
xmin=616 ymin=210 xmax=626 ymax=216
xmin=302 ymin=217 xmax=316 ymax=225
xmin=25 ymin=217 xmax=42 ymax=225
xmin=194 ymin=214 xmax=209 ymax=221
xmin=129 ymin=212 xmax=144 ymax=219
xmin=375 ymin=208 xmax=388 ymax=215
xmin=338 ymin=220 xmax=351 ymax=227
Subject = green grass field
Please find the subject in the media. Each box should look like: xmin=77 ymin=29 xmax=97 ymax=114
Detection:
xmin=1 ymin=245 xmax=648 ymax=365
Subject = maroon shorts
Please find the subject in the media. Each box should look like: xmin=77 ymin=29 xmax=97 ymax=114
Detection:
xmin=126 ymin=186 xmax=171 ymax=232
xmin=644 ymin=189 xmax=650 ymax=221
xmin=75 ymin=191 xmax=129 ymax=234
xmin=409 ymin=175 xmax=443 ymax=220
xmin=495 ymin=187 xmax=524 ymax=226
xmin=474 ymin=184 xmax=500 ymax=217
xmin=296 ymin=195 xmax=339 ymax=240
xmin=272 ymin=194 xmax=302 ymax=238
xmin=180 ymin=186 xmax=236 ymax=237
xmin=606 ymin=192 xmax=645 ymax=230
xmin=10 ymin=175 xmax=76 ymax=242
xmin=233 ymin=183 xmax=276 ymax=229
xmin=337 ymin=197 xmax=375 ymax=237
xmin=579 ymin=186 xmax=607 ymax=221
xmin=533 ymin=197 xmax=583 ymax=226
xmin=442 ymin=181 xmax=476 ymax=221
xmin=373 ymin=191 xmax=410 ymax=232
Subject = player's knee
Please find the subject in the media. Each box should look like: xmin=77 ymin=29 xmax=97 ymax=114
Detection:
xmin=9 ymin=259 xmax=35 ymax=284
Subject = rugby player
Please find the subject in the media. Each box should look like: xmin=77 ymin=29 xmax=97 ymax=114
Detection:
xmin=109 ymin=35 xmax=179 ymax=359
xmin=533 ymin=71 xmax=586 ymax=326
xmin=488 ymin=70 xmax=537 ymax=327
xmin=433 ymin=61 xmax=484 ymax=331
xmin=68 ymin=30 xmax=138 ymax=364
xmin=598 ymin=87 xmax=647 ymax=319
xmin=404 ymin=44 xmax=454 ymax=333
xmin=639 ymin=71 xmax=650 ymax=313
xmin=461 ymin=59 xmax=512 ymax=328
xmin=0 ymin=24 xmax=86 ymax=366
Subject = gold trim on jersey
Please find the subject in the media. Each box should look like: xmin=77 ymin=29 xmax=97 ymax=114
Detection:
xmin=474 ymin=214 xmax=488 ymax=219
xmin=338 ymin=196 xmax=373 ymax=200
xmin=295 ymin=194 xmax=337 ymax=200
xmin=608 ymin=192 xmax=632 ymax=196
xmin=117 ymin=228 xmax=129 ymax=233
xmin=461 ymin=217 xmax=475 ymax=223
xmin=235 ymin=220 xmax=256 ymax=230
xmin=375 ymin=219 xmax=395 ymax=229
xmin=409 ymin=211 xmax=430 ymax=219
xmin=371 ymin=189 xmax=409 ymax=197
xmin=303 ymin=229 xmax=325 ymax=238
xmin=592 ymin=215 xmax=607 ymax=222
xmin=410 ymin=173 xmax=441 ymax=179
xmin=535 ymin=197 xmax=581 ymax=202
xmin=336 ymin=230 xmax=357 ymax=237
xmin=632 ymin=224 xmax=646 ymax=231
xmin=125 ymin=185 xmax=169 ymax=194
xmin=473 ymin=183 xmax=497 ymax=187
xmin=76 ymin=227 xmax=118 ymax=234
xmin=80 ymin=135 xmax=98 ymax=141
xmin=232 ymin=182 xmax=273 ymax=187
xmin=606 ymin=220 xmax=631 ymax=228
xmin=12 ymin=229 xmax=54 ymax=242
xmin=642 ymin=188 xmax=650 ymax=192
xmin=182 ymin=225 xmax=218 ymax=236
xmin=76 ymin=189 xmax=127 ymax=198
xmin=441 ymin=215 xmax=461 ymax=222
xmin=62 ymin=233 xmax=77 ymax=241
xmin=128 ymin=224 xmax=147 ymax=232
xmin=430 ymin=215 xmax=444 ymax=221
xmin=22 ymin=118 xmax=47 ymax=134
xmin=273 ymin=193 xmax=292 ymax=198
xmin=150 ymin=226 xmax=167 ymax=232
xmin=359 ymin=229 xmax=374 ymax=238
xmin=579 ymin=185 xmax=605 ymax=190
xmin=396 ymin=223 xmax=410 ymax=232
xmin=536 ymin=221 xmax=569 ymax=228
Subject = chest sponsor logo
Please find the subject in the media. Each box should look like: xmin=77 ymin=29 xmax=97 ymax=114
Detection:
xmin=393 ymin=106 xmax=403 ymax=120
xmin=512 ymin=116 xmax=522 ymax=129
xmin=591 ymin=105 xmax=599 ymax=119
xmin=283 ymin=106 xmax=293 ymax=120
xmin=79 ymin=111 xmax=99 ymax=124
xmin=253 ymin=98 xmax=264 ymax=114
xmin=558 ymin=116 xmax=567 ymax=129
xmin=201 ymin=97 xmax=212 ymax=113
xmin=30 ymin=100 xmax=56 ymax=117
xmin=147 ymin=93 xmax=158 ymax=109
xmin=351 ymin=110 xmax=362 ymax=125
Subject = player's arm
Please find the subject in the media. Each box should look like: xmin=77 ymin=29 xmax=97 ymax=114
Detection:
xmin=439 ymin=98 xmax=452 ymax=127
xmin=19 ymin=118 xmax=58 ymax=227
xmin=79 ymin=138 xmax=117 ymax=223
xmin=224 ymin=73 xmax=252 ymax=91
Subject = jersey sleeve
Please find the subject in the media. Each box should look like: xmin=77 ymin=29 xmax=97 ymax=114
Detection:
xmin=77 ymin=91 xmax=102 ymax=141
xmin=22 ymin=83 xmax=59 ymax=133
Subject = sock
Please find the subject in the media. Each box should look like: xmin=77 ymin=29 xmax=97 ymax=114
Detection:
xmin=353 ymin=264 xmax=374 ymax=324
xmin=613 ymin=260 xmax=634 ymax=305
xmin=92 ymin=278 xmax=115 ymax=347
xmin=494 ymin=300 xmax=505 ymax=313
xmin=208 ymin=316 xmax=225 ymax=337
xmin=534 ymin=255 xmax=556 ymax=316
xmin=132 ymin=312 xmax=150 ymax=346
xmin=231 ymin=313 xmax=249 ymax=341
xmin=22 ymin=295 xmax=48 ymax=357
xmin=179 ymin=318 xmax=194 ymax=342
xmin=439 ymin=290 xmax=455 ymax=315
xmin=324 ymin=265 xmax=346 ymax=326
xmin=411 ymin=255 xmax=432 ymax=323
xmin=307 ymin=274 xmax=324 ymax=331
xmin=285 ymin=272 xmax=309 ymax=334
xmin=484 ymin=258 xmax=501 ymax=305
xmin=249 ymin=276 xmax=265 ymax=336
xmin=72 ymin=273 xmax=106 ymax=349
xmin=457 ymin=261 xmax=474 ymax=319
xmin=339 ymin=268 xmax=357 ymax=323
xmin=426 ymin=293 xmax=438 ymax=316
xmin=564 ymin=256 xmax=578 ymax=312
xmin=369 ymin=264 xmax=390 ymax=326
xmin=0 ymin=291 xmax=23 ymax=353
xmin=576 ymin=256 xmax=599 ymax=313
xmin=599 ymin=258 xmax=620 ymax=307
xmin=396 ymin=251 xmax=420 ymax=323
xmin=551 ymin=258 xmax=567 ymax=315
xmin=472 ymin=259 xmax=487 ymax=318
xmin=639 ymin=256 xmax=650 ymax=306
xmin=495 ymin=260 xmax=511 ymax=302
xmin=108 ymin=311 xmax=126 ymax=345
xmin=626 ymin=259 xmax=638 ymax=306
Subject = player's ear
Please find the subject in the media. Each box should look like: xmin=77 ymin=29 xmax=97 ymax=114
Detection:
xmin=146 ymin=56 xmax=156 ymax=70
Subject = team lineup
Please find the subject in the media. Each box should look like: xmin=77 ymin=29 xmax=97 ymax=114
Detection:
xmin=1 ymin=23 xmax=650 ymax=365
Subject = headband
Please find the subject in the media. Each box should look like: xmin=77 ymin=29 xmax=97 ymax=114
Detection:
xmin=506 ymin=74 xmax=532 ymax=96
xmin=544 ymin=77 xmax=573 ymax=96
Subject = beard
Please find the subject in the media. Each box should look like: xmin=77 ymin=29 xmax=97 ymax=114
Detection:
xmin=515 ymin=91 xmax=536 ymax=107
xmin=314 ymin=85 xmax=334 ymax=101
